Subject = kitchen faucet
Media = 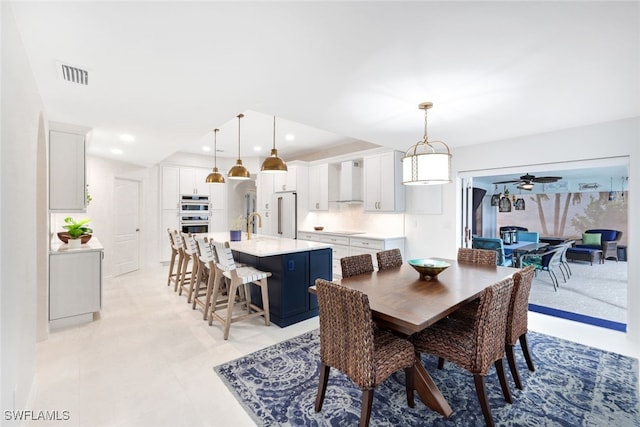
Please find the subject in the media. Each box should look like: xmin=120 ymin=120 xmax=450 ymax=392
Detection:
xmin=246 ymin=212 xmax=262 ymax=240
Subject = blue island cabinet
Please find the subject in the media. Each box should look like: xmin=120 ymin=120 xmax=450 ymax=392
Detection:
xmin=233 ymin=247 xmax=332 ymax=327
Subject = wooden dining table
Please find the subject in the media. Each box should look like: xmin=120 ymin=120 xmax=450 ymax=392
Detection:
xmin=327 ymin=259 xmax=515 ymax=417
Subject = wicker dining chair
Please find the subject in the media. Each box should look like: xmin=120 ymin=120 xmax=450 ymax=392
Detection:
xmin=412 ymin=276 xmax=515 ymax=427
xmin=376 ymin=248 xmax=403 ymax=270
xmin=505 ymin=266 xmax=536 ymax=390
xmin=314 ymin=278 xmax=415 ymax=427
xmin=340 ymin=254 xmax=374 ymax=278
xmin=457 ymin=248 xmax=476 ymax=263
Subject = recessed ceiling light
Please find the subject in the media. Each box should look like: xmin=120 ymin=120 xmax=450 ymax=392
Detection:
xmin=120 ymin=134 xmax=135 ymax=142
xmin=285 ymin=133 xmax=295 ymax=141
xmin=202 ymin=146 xmax=211 ymax=152
xmin=111 ymin=148 xmax=124 ymax=155
xmin=253 ymin=146 xmax=262 ymax=152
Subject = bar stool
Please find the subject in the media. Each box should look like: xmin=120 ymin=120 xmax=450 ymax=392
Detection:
xmin=209 ymin=240 xmax=271 ymax=340
xmin=178 ymin=233 xmax=198 ymax=300
xmin=168 ymin=230 xmax=186 ymax=292
xmin=166 ymin=229 xmax=179 ymax=287
xmin=192 ymin=237 xmax=227 ymax=320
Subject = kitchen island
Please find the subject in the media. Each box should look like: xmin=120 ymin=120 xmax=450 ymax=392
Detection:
xmin=208 ymin=233 xmax=333 ymax=327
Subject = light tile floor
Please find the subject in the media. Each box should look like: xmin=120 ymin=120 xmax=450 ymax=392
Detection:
xmin=27 ymin=265 xmax=640 ymax=427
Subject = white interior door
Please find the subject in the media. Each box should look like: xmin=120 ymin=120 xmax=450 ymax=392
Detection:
xmin=114 ymin=178 xmax=140 ymax=276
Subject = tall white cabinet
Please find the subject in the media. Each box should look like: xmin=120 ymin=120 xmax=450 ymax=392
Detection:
xmin=363 ymin=151 xmax=405 ymax=212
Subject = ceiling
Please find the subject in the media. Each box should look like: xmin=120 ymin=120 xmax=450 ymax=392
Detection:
xmin=8 ymin=1 xmax=639 ymax=167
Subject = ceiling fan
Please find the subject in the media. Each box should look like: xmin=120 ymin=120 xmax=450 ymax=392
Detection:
xmin=492 ymin=173 xmax=562 ymax=190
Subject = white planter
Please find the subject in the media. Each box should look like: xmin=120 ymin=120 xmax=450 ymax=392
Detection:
xmin=68 ymin=238 xmax=82 ymax=249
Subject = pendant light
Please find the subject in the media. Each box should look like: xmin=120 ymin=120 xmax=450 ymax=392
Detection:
xmin=608 ymin=177 xmax=616 ymax=202
xmin=498 ymin=186 xmax=512 ymax=212
xmin=261 ymin=116 xmax=288 ymax=173
xmin=402 ymin=102 xmax=452 ymax=185
xmin=205 ymin=128 xmax=225 ymax=184
xmin=490 ymin=184 xmax=501 ymax=206
xmin=227 ymin=113 xmax=250 ymax=180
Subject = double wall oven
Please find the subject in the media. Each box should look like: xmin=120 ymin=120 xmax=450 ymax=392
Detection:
xmin=180 ymin=195 xmax=210 ymax=234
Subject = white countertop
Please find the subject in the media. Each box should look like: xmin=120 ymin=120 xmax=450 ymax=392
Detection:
xmin=299 ymin=229 xmax=406 ymax=240
xmin=208 ymin=232 xmax=332 ymax=257
xmin=50 ymin=237 xmax=104 ymax=254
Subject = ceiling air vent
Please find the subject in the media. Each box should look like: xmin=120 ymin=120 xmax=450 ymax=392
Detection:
xmin=57 ymin=62 xmax=89 ymax=85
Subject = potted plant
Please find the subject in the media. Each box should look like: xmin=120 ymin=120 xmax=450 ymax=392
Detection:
xmin=230 ymin=215 xmax=244 ymax=241
xmin=58 ymin=217 xmax=93 ymax=249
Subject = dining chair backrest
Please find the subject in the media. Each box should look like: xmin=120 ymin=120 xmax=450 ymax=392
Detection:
xmin=196 ymin=236 xmax=216 ymax=265
xmin=167 ymin=228 xmax=176 ymax=246
xmin=471 ymin=237 xmax=511 ymax=267
xmin=376 ymin=249 xmax=403 ymax=270
xmin=516 ymin=231 xmax=540 ymax=243
xmin=172 ymin=230 xmax=184 ymax=249
xmin=457 ymin=248 xmax=475 ymax=263
xmin=506 ymin=266 xmax=536 ymax=345
xmin=316 ymin=278 xmax=376 ymax=387
xmin=340 ymin=254 xmax=374 ymax=278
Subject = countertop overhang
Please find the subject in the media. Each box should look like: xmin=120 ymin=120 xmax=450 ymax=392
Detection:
xmin=207 ymin=233 xmax=332 ymax=257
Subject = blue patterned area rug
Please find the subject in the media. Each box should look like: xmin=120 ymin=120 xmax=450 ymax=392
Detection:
xmin=214 ymin=330 xmax=639 ymax=426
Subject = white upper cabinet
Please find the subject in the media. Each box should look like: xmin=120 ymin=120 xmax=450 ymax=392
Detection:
xmin=49 ymin=130 xmax=86 ymax=212
xmin=363 ymin=151 xmax=405 ymax=212
xmin=257 ymin=173 xmax=275 ymax=211
xmin=179 ymin=167 xmax=211 ymax=196
xmin=209 ymin=181 xmax=226 ymax=211
xmin=273 ymin=165 xmax=300 ymax=192
xmin=308 ymin=164 xmax=329 ymax=211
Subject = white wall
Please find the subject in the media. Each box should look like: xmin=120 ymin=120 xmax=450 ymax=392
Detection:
xmin=0 ymin=2 xmax=45 ymax=419
xmin=405 ymin=117 xmax=639 ymax=342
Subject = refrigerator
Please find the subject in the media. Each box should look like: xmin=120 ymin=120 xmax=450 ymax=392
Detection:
xmin=274 ymin=191 xmax=297 ymax=239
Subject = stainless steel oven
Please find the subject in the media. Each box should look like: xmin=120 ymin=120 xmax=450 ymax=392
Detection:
xmin=180 ymin=195 xmax=210 ymax=214
xmin=180 ymin=214 xmax=209 ymax=234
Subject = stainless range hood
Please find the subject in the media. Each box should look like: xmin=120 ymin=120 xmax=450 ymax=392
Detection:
xmin=336 ymin=160 xmax=363 ymax=203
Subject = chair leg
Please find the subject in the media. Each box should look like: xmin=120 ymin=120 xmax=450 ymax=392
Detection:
xmin=547 ymin=270 xmax=558 ymax=291
xmin=315 ymin=363 xmax=330 ymax=412
xmin=495 ymin=359 xmax=512 ymax=404
xmin=505 ymin=344 xmax=523 ymax=390
xmin=519 ymin=334 xmax=535 ymax=372
xmin=473 ymin=374 xmax=495 ymax=427
xmin=222 ymin=282 xmax=239 ymax=340
xmin=260 ymin=278 xmax=270 ymax=326
xmin=360 ymin=388 xmax=375 ymax=427
xmin=167 ymin=250 xmax=176 ymax=286
xmin=437 ymin=357 xmax=445 ymax=369
xmin=208 ymin=271 xmax=224 ymax=325
xmin=404 ymin=366 xmax=415 ymax=408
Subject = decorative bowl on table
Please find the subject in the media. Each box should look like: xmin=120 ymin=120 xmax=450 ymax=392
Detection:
xmin=408 ymin=258 xmax=450 ymax=280
xmin=313 ymin=226 xmax=324 ymax=231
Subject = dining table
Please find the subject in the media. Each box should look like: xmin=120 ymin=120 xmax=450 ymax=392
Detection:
xmin=317 ymin=259 xmax=515 ymax=417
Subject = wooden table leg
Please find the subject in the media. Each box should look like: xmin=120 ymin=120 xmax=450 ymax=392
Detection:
xmin=414 ymin=361 xmax=453 ymax=417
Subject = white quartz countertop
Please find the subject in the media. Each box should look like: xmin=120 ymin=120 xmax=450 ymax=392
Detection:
xmin=299 ymin=229 xmax=406 ymax=240
xmin=208 ymin=232 xmax=332 ymax=257
xmin=50 ymin=237 xmax=104 ymax=254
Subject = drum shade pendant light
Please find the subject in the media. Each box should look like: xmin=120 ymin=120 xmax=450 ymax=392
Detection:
xmin=205 ymin=128 xmax=225 ymax=184
xmin=228 ymin=113 xmax=251 ymax=180
xmin=402 ymin=102 xmax=452 ymax=185
xmin=261 ymin=116 xmax=288 ymax=173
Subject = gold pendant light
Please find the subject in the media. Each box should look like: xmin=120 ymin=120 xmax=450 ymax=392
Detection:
xmin=401 ymin=102 xmax=452 ymax=185
xmin=227 ymin=113 xmax=251 ymax=180
xmin=205 ymin=128 xmax=225 ymax=184
xmin=261 ymin=116 xmax=288 ymax=173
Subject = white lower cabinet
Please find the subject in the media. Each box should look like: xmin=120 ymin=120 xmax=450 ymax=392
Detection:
xmin=298 ymin=231 xmax=404 ymax=279
xmin=49 ymin=245 xmax=103 ymax=327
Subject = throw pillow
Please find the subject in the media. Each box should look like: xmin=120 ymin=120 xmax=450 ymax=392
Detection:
xmin=582 ymin=233 xmax=602 ymax=246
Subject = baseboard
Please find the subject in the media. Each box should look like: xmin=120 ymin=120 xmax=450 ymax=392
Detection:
xmin=528 ymin=303 xmax=627 ymax=332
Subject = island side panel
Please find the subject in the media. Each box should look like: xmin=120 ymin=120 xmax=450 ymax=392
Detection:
xmin=233 ymin=248 xmax=332 ymax=327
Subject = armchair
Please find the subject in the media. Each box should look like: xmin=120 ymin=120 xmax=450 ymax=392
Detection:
xmin=575 ymin=229 xmax=622 ymax=261
xmin=472 ymin=237 xmax=512 ymax=267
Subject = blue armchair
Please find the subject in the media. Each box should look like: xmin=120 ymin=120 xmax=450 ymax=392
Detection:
xmin=574 ymin=229 xmax=622 ymax=261
xmin=472 ymin=237 xmax=512 ymax=267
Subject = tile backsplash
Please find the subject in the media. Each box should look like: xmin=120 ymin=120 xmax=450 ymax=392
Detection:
xmin=300 ymin=203 xmax=404 ymax=236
